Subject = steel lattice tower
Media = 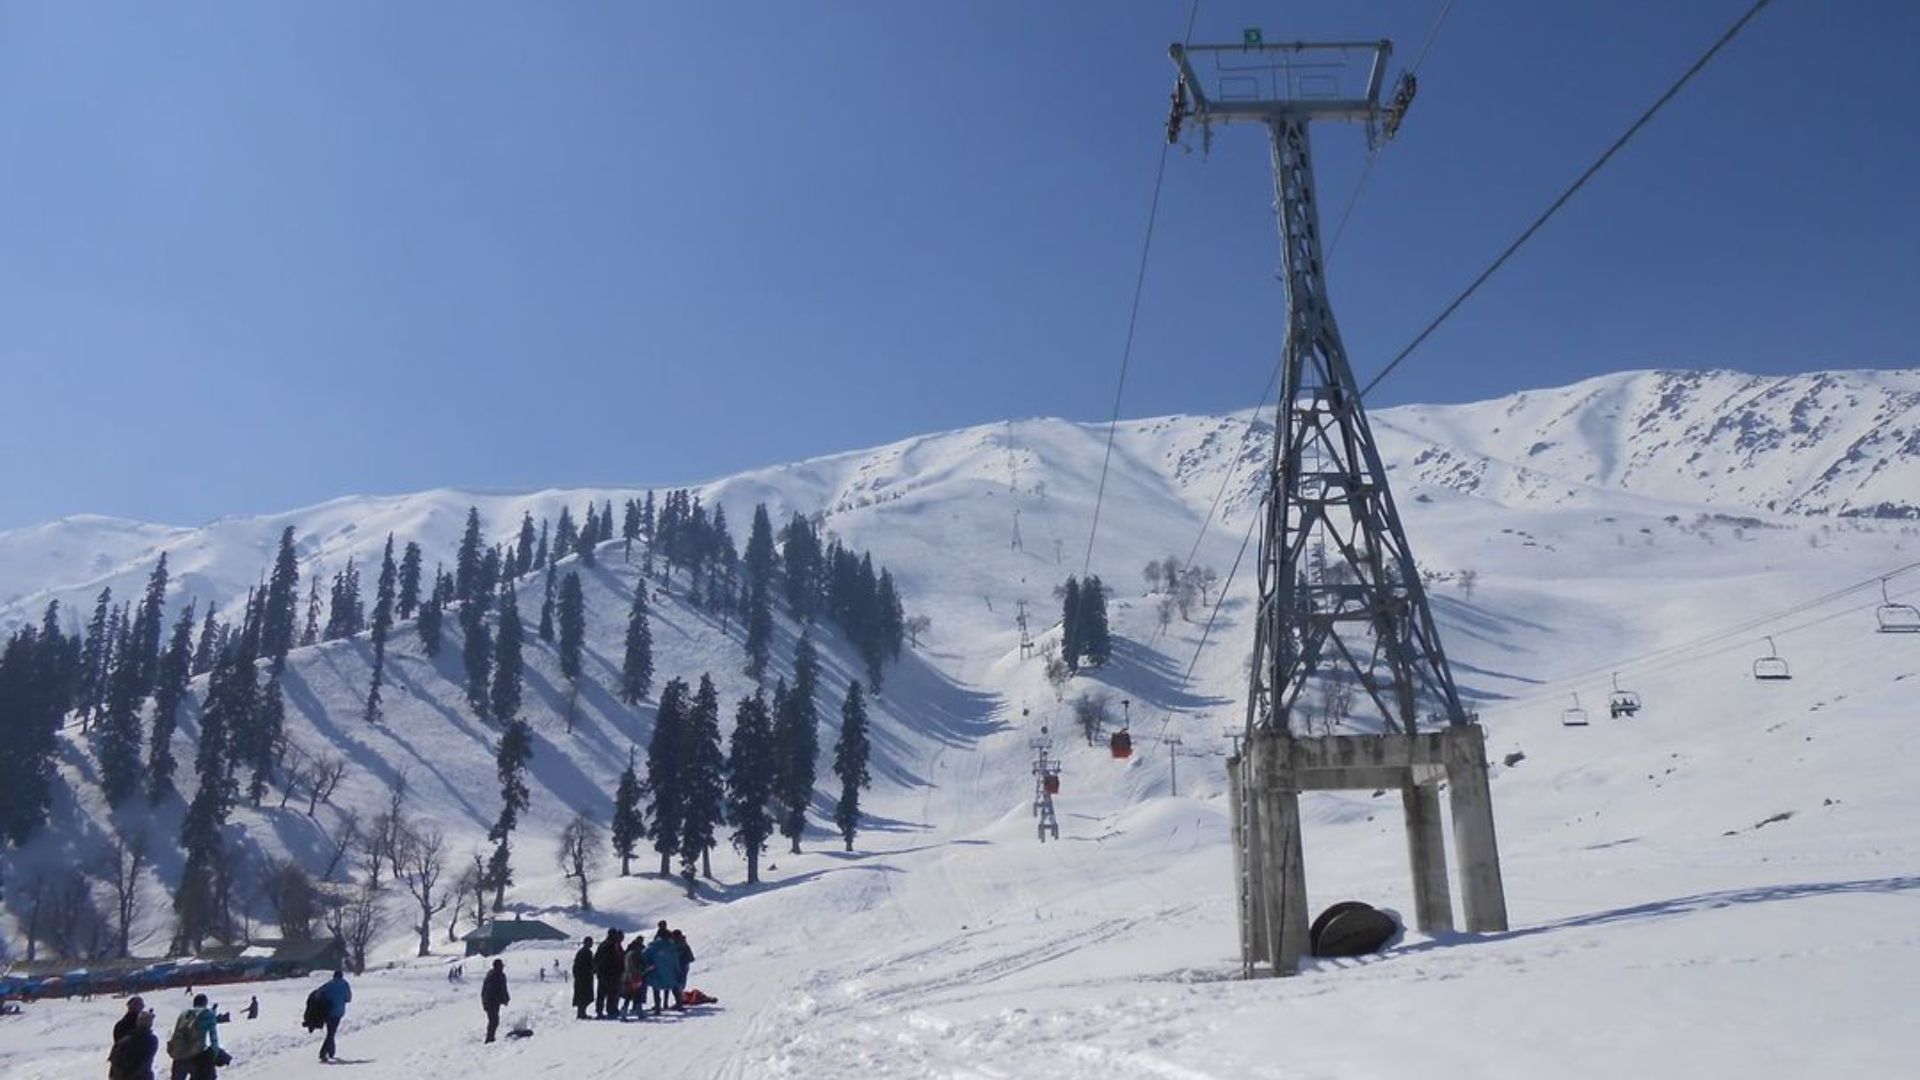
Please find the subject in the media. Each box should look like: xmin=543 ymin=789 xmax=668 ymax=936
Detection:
xmin=1170 ymin=39 xmax=1463 ymax=738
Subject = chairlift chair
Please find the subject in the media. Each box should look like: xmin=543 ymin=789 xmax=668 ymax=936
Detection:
xmin=1561 ymin=693 xmax=1590 ymax=727
xmin=1752 ymin=636 xmax=1792 ymax=681
xmin=1607 ymin=672 xmax=1642 ymax=719
xmin=1875 ymin=578 xmax=1920 ymax=634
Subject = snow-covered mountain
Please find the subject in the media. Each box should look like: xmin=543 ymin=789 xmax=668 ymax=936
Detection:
xmin=4 ymin=366 xmax=1920 ymax=1079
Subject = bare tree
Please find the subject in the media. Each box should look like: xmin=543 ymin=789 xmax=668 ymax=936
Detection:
xmin=1071 ymin=691 xmax=1113 ymax=747
xmin=557 ymin=814 xmax=602 ymax=911
xmin=903 ymin=614 xmax=932 ymax=648
xmin=1312 ymin=677 xmax=1356 ymax=736
xmin=1041 ymin=642 xmax=1070 ymax=701
xmin=97 ymin=829 xmax=151 ymax=957
xmin=1142 ymin=559 xmax=1165 ymax=594
xmin=446 ymin=863 xmax=478 ymax=944
xmin=1457 ymin=568 xmax=1479 ymax=600
xmin=461 ymin=852 xmax=490 ymax=930
xmin=323 ymin=883 xmax=385 ymax=975
xmin=43 ymin=866 xmax=107 ymax=959
xmin=259 ymin=857 xmax=322 ymax=940
xmin=1156 ymin=594 xmax=1176 ymax=631
xmin=306 ymin=752 xmax=349 ymax=816
xmin=357 ymin=813 xmax=391 ymax=889
xmin=394 ymin=823 xmax=450 ymax=958
xmin=318 ymin=810 xmax=361 ymax=883
xmin=381 ymin=772 xmax=412 ymax=882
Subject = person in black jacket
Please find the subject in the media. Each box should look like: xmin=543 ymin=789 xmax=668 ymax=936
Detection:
xmin=108 ymin=1007 xmax=158 ymax=1080
xmin=592 ymin=929 xmax=625 ymax=1019
xmin=571 ymin=936 xmax=595 ymax=1019
xmin=113 ymin=997 xmax=147 ymax=1044
xmin=480 ymin=960 xmax=510 ymax=1044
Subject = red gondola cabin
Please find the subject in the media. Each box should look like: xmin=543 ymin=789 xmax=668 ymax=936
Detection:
xmin=1109 ymin=730 xmax=1133 ymax=760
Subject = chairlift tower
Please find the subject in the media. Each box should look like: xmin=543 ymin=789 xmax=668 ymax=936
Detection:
xmin=1030 ymin=726 xmax=1061 ymax=842
xmin=1016 ymin=599 xmax=1035 ymax=660
xmin=1170 ymin=33 xmax=1507 ymax=976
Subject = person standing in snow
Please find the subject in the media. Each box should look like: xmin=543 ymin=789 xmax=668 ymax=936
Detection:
xmin=317 ymin=969 xmax=352 ymax=1062
xmin=114 ymin=997 xmax=148 ymax=1045
xmin=672 ymin=930 xmax=694 ymax=1006
xmin=480 ymin=959 xmax=510 ymax=1044
xmin=593 ymin=929 xmax=625 ymax=1019
xmin=165 ymin=993 xmax=222 ymax=1080
xmin=642 ymin=931 xmax=682 ymax=1015
xmin=108 ymin=1006 xmax=158 ymax=1080
xmin=621 ymin=933 xmax=650 ymax=1020
xmin=572 ymin=936 xmax=596 ymax=1020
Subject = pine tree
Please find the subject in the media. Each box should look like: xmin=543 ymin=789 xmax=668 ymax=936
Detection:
xmin=878 ymin=568 xmax=905 ymax=663
xmin=78 ymin=588 xmax=113 ymax=720
xmin=417 ymin=569 xmax=446 ymax=656
xmin=95 ymin=627 xmax=145 ymax=806
xmin=679 ymin=674 xmax=726 ymax=891
xmin=725 ymin=689 xmax=776 ymax=883
xmin=0 ymin=622 xmax=68 ymax=844
xmin=262 ymin=527 xmax=300 ymax=666
xmin=147 ymin=602 xmax=196 ymax=802
xmin=535 ymin=519 xmax=550 ymax=571
xmin=250 ymin=669 xmax=285 ymax=805
xmin=646 ymin=678 xmax=689 ymax=875
xmin=490 ymin=583 xmax=524 ymax=725
xmin=554 ymin=506 xmax=577 ymax=563
xmin=620 ymin=585 xmax=654 ymax=704
xmin=126 ymin=554 xmax=170 ymax=698
xmin=1081 ymin=574 xmax=1112 ymax=667
xmin=461 ymin=600 xmax=492 ymax=719
xmin=558 ymin=572 xmax=586 ymax=683
xmin=456 ymin=508 xmax=485 ymax=605
xmin=772 ymin=662 xmax=818 ymax=855
xmin=300 ymin=574 xmax=322 ymax=648
xmin=610 ymin=749 xmax=645 ymax=876
xmin=176 ymin=649 xmax=240 ymax=949
xmin=622 ymin=500 xmax=641 ymax=562
xmin=397 ymin=540 xmax=424 ymax=620
xmin=578 ymin=505 xmax=599 ymax=566
xmin=516 ymin=513 xmax=538 ymax=578
xmin=539 ymin=565 xmax=556 ymax=643
xmin=195 ymin=603 xmax=221 ymax=675
xmin=1060 ymin=576 xmax=1083 ymax=673
xmin=476 ymin=547 xmax=501 ymax=612
xmin=365 ymin=535 xmax=398 ymax=724
xmin=488 ymin=692 xmax=532 ymax=909
xmin=744 ymin=575 xmax=773 ymax=680
xmin=833 ymin=680 xmax=872 ymax=851
xmin=325 ymin=558 xmax=364 ymax=640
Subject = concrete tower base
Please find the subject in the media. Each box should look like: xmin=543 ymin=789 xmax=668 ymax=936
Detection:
xmin=1230 ymin=725 xmax=1509 ymax=975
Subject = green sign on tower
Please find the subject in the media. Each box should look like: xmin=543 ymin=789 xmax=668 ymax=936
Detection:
xmin=1242 ymin=28 xmax=1263 ymax=46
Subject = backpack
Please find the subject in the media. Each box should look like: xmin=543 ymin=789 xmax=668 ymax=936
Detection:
xmin=166 ymin=1008 xmax=207 ymax=1061
xmin=303 ymin=986 xmax=330 ymax=1031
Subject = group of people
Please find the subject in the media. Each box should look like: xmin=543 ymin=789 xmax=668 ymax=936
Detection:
xmin=108 ymin=991 xmax=231 ymax=1080
xmin=574 ymin=921 xmax=695 ymax=1021
xmin=104 ymin=922 xmax=706 ymax=1074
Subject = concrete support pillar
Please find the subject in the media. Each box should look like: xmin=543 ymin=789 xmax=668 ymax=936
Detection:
xmin=1401 ymin=781 xmax=1455 ymax=933
xmin=1444 ymin=725 xmax=1509 ymax=933
xmin=1250 ymin=735 xmax=1309 ymax=974
xmin=1227 ymin=756 xmax=1268 ymax=969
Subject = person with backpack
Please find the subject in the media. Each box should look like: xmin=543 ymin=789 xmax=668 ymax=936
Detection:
xmin=166 ymin=993 xmax=222 ymax=1080
xmin=480 ymin=959 xmax=510 ymax=1044
xmin=571 ymin=936 xmax=595 ymax=1020
xmin=108 ymin=1006 xmax=158 ymax=1080
xmin=592 ymin=929 xmax=624 ymax=1019
xmin=315 ymin=969 xmax=352 ymax=1062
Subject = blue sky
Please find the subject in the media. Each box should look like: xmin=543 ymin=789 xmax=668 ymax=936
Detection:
xmin=1 ymin=1 xmax=1914 ymax=530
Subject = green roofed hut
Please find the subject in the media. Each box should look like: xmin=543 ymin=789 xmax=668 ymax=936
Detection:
xmin=462 ymin=916 xmax=569 ymax=957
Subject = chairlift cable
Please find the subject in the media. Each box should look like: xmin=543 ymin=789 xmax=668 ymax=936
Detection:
xmin=1357 ymin=0 xmax=1777 ymax=402
xmin=1081 ymin=0 xmax=1206 ymax=580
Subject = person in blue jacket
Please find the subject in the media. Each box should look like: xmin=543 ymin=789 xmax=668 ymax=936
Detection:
xmin=642 ymin=932 xmax=683 ymax=1015
xmin=318 ymin=969 xmax=353 ymax=1062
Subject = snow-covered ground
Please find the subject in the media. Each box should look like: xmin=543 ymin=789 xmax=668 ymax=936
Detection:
xmin=5 ymin=368 xmax=1920 ymax=1078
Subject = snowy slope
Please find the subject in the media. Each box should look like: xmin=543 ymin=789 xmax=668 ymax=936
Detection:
xmin=5 ymin=366 xmax=1920 ymax=1078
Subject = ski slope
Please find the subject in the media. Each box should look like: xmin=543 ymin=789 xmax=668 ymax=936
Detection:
xmin=5 ymin=368 xmax=1920 ymax=1078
